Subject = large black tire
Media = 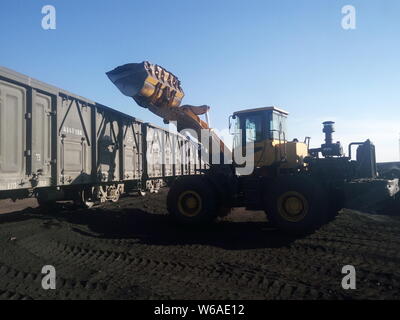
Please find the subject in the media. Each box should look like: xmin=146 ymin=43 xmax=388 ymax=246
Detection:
xmin=167 ymin=176 xmax=218 ymax=226
xmin=265 ymin=175 xmax=329 ymax=235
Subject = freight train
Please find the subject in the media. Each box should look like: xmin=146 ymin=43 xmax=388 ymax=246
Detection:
xmin=0 ymin=66 xmax=206 ymax=207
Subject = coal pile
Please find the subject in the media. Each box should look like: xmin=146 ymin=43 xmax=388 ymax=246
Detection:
xmin=0 ymin=189 xmax=399 ymax=300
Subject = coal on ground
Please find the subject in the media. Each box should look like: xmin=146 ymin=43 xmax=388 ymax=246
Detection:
xmin=0 ymin=189 xmax=399 ymax=300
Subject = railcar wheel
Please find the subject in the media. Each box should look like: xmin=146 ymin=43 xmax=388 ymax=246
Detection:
xmin=138 ymin=190 xmax=146 ymax=197
xmin=167 ymin=176 xmax=218 ymax=226
xmin=74 ymin=187 xmax=96 ymax=209
xmin=265 ymin=175 xmax=328 ymax=235
xmin=110 ymin=187 xmax=120 ymax=203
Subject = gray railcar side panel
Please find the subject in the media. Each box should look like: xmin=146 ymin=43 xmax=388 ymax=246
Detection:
xmin=0 ymin=80 xmax=27 ymax=190
xmin=163 ymin=131 xmax=175 ymax=177
xmin=32 ymin=92 xmax=52 ymax=182
xmin=95 ymin=107 xmax=120 ymax=182
xmin=58 ymin=95 xmax=92 ymax=185
xmin=145 ymin=124 xmax=164 ymax=179
xmin=0 ymin=66 xmax=206 ymax=199
xmin=122 ymin=119 xmax=144 ymax=181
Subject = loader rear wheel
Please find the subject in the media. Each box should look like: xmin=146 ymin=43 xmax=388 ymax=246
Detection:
xmin=265 ymin=175 xmax=328 ymax=235
xmin=167 ymin=177 xmax=218 ymax=226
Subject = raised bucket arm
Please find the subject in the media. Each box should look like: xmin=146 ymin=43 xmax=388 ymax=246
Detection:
xmin=107 ymin=61 xmax=231 ymax=162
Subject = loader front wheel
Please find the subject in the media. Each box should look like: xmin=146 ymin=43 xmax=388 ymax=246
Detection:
xmin=167 ymin=177 xmax=218 ymax=226
xmin=266 ymin=175 xmax=328 ymax=235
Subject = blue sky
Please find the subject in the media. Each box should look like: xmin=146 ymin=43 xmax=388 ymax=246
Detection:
xmin=1 ymin=0 xmax=399 ymax=161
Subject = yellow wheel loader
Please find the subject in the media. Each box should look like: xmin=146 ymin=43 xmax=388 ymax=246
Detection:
xmin=107 ymin=62 xmax=399 ymax=234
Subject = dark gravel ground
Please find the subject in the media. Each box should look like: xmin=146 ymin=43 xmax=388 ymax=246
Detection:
xmin=0 ymin=189 xmax=399 ymax=300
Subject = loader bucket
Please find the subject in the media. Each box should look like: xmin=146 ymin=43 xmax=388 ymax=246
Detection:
xmin=107 ymin=61 xmax=232 ymax=160
xmin=106 ymin=62 xmax=184 ymax=109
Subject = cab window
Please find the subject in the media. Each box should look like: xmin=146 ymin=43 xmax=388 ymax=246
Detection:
xmin=245 ymin=115 xmax=262 ymax=143
xmin=270 ymin=112 xmax=287 ymax=140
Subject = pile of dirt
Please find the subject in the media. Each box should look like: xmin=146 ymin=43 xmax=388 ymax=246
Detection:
xmin=0 ymin=189 xmax=399 ymax=300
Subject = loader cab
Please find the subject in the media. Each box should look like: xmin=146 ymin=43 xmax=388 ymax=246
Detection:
xmin=230 ymin=106 xmax=288 ymax=150
xmin=230 ymin=106 xmax=308 ymax=170
xmin=229 ymin=106 xmax=293 ymax=169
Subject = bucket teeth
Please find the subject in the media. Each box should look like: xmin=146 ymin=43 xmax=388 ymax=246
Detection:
xmin=107 ymin=61 xmax=184 ymax=109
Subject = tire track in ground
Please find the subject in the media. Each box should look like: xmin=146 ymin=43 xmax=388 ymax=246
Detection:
xmin=0 ymin=289 xmax=33 ymax=300
xmin=24 ymin=239 xmax=335 ymax=299
xmin=0 ymin=190 xmax=399 ymax=299
xmin=0 ymin=261 xmax=112 ymax=300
